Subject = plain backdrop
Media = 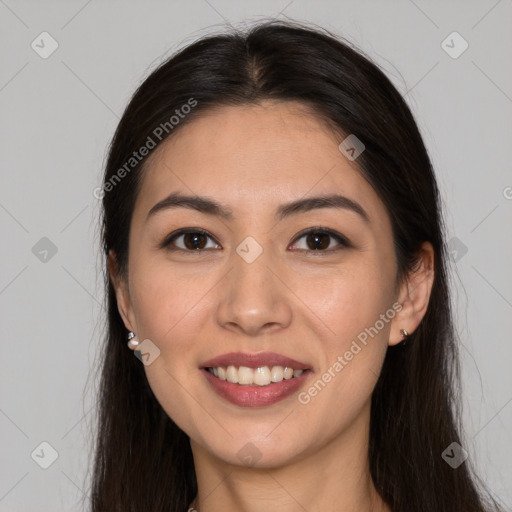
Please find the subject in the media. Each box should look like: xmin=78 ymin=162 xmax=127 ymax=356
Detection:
xmin=1 ymin=1 xmax=511 ymax=510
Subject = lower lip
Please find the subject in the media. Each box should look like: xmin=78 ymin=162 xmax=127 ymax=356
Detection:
xmin=201 ymin=368 xmax=310 ymax=407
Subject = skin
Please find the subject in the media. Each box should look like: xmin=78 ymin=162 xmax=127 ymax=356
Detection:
xmin=109 ymin=100 xmax=434 ymax=512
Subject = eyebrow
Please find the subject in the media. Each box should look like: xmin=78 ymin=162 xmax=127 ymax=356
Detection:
xmin=146 ymin=192 xmax=370 ymax=223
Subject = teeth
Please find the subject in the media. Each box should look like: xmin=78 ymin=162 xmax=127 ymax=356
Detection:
xmin=226 ymin=365 xmax=238 ymax=384
xmin=238 ymin=366 xmax=253 ymax=385
xmin=254 ymin=366 xmax=271 ymax=386
xmin=207 ymin=365 xmax=306 ymax=386
xmin=271 ymin=366 xmax=283 ymax=382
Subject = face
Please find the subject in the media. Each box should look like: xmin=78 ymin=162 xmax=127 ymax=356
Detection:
xmin=112 ymin=101 xmax=410 ymax=468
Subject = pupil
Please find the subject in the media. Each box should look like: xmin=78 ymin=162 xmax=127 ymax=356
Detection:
xmin=307 ymin=232 xmax=329 ymax=250
xmin=184 ymin=233 xmax=206 ymax=250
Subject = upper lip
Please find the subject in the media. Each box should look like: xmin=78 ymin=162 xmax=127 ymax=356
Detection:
xmin=201 ymin=352 xmax=311 ymax=370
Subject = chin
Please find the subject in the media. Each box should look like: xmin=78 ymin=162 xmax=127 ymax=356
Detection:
xmin=202 ymin=429 xmax=310 ymax=469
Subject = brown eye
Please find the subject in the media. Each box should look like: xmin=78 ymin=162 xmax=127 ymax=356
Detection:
xmin=162 ymin=229 xmax=220 ymax=251
xmin=290 ymin=229 xmax=350 ymax=252
xmin=183 ymin=232 xmax=208 ymax=250
xmin=305 ymin=232 xmax=330 ymax=250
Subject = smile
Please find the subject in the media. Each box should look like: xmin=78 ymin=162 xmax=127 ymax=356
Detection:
xmin=206 ymin=365 xmax=306 ymax=386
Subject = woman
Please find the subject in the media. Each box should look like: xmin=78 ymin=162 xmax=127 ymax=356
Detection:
xmin=91 ymin=19 xmax=505 ymax=512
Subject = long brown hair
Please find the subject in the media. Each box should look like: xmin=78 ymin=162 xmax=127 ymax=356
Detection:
xmin=89 ymin=19 xmax=505 ymax=512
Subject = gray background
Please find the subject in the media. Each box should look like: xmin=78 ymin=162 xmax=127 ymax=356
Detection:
xmin=1 ymin=1 xmax=511 ymax=510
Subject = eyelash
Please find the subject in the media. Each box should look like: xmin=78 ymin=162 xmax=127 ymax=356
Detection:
xmin=160 ymin=227 xmax=351 ymax=254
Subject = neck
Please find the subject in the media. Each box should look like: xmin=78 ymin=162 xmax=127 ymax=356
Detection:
xmin=189 ymin=402 xmax=390 ymax=512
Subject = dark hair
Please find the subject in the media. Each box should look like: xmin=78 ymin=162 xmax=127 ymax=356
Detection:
xmin=90 ymin=19 xmax=505 ymax=512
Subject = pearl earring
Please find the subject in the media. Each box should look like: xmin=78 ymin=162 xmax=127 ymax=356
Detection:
xmin=127 ymin=331 xmax=139 ymax=349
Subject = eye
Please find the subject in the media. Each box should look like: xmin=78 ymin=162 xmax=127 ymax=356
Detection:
xmin=161 ymin=228 xmax=220 ymax=251
xmin=161 ymin=227 xmax=350 ymax=253
xmin=289 ymin=228 xmax=350 ymax=252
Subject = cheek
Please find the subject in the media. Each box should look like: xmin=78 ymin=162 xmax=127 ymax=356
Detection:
xmin=291 ymin=256 xmax=395 ymax=344
xmin=127 ymin=261 xmax=217 ymax=433
xmin=128 ymin=258 xmax=218 ymax=344
xmin=291 ymin=259 xmax=394 ymax=402
xmin=290 ymin=265 xmax=393 ymax=432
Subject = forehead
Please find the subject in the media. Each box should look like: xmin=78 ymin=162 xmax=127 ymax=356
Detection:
xmin=133 ymin=101 xmax=390 ymax=228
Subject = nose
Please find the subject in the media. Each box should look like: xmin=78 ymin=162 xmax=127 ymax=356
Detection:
xmin=215 ymin=247 xmax=293 ymax=337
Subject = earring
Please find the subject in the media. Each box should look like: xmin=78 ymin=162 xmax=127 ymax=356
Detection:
xmin=127 ymin=331 xmax=139 ymax=349
xmin=399 ymin=328 xmax=409 ymax=345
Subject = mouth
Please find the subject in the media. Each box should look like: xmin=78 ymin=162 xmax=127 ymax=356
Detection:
xmin=200 ymin=352 xmax=312 ymax=407
xmin=205 ymin=365 xmax=309 ymax=386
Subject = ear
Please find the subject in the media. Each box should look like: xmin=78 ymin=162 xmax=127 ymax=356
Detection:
xmin=107 ymin=249 xmax=137 ymax=333
xmin=389 ymin=241 xmax=435 ymax=346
